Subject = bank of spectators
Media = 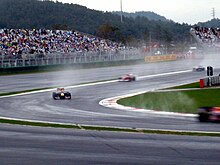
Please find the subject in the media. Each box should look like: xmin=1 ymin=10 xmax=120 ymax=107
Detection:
xmin=0 ymin=28 xmax=124 ymax=59
xmin=190 ymin=26 xmax=220 ymax=47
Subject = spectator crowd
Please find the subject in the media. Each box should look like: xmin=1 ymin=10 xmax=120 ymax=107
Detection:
xmin=0 ymin=28 xmax=124 ymax=59
xmin=191 ymin=26 xmax=220 ymax=47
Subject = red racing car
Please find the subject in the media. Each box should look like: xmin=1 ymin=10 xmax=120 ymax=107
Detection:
xmin=118 ymin=74 xmax=136 ymax=82
xmin=198 ymin=107 xmax=220 ymax=122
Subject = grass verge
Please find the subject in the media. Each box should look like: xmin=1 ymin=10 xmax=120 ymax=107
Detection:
xmin=164 ymin=82 xmax=200 ymax=89
xmin=0 ymin=87 xmax=53 ymax=96
xmin=118 ymin=84 xmax=220 ymax=114
xmin=0 ymin=118 xmax=220 ymax=137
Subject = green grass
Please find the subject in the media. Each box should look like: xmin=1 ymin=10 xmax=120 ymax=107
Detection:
xmin=0 ymin=118 xmax=220 ymax=137
xmin=118 ymin=87 xmax=220 ymax=114
xmin=165 ymin=82 xmax=200 ymax=89
xmin=0 ymin=87 xmax=52 ymax=96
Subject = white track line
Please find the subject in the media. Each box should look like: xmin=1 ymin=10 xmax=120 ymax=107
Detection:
xmin=0 ymin=69 xmax=191 ymax=98
xmin=0 ymin=80 xmax=118 ymax=98
xmin=138 ymin=69 xmax=191 ymax=79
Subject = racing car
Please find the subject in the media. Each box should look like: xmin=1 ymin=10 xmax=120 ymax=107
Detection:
xmin=118 ymin=74 xmax=136 ymax=82
xmin=52 ymin=88 xmax=71 ymax=100
xmin=193 ymin=66 xmax=205 ymax=72
xmin=198 ymin=106 xmax=220 ymax=122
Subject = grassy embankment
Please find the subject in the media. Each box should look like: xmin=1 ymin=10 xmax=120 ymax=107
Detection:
xmin=117 ymin=82 xmax=220 ymax=114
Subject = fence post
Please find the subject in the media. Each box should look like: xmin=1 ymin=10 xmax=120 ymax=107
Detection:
xmin=23 ymin=59 xmax=25 ymax=67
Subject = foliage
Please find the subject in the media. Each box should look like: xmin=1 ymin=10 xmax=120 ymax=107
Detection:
xmin=0 ymin=0 xmax=204 ymax=47
xmin=197 ymin=18 xmax=220 ymax=28
xmin=113 ymin=11 xmax=167 ymax=21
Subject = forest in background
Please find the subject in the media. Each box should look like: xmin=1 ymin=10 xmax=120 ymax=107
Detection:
xmin=0 ymin=0 xmax=220 ymax=50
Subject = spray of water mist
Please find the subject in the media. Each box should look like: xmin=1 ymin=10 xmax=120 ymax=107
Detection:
xmin=136 ymin=91 xmax=197 ymax=113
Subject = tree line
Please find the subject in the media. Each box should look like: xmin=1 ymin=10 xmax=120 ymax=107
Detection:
xmin=0 ymin=0 xmax=219 ymax=50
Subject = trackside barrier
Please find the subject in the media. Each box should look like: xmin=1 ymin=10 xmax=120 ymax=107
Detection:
xmin=200 ymin=79 xmax=204 ymax=88
xmin=0 ymin=50 xmax=144 ymax=69
xmin=200 ymin=76 xmax=220 ymax=88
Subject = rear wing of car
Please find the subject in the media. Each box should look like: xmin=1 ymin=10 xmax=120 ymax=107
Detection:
xmin=57 ymin=87 xmax=65 ymax=91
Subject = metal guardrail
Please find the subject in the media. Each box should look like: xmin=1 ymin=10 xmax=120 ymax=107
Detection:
xmin=200 ymin=76 xmax=220 ymax=88
xmin=0 ymin=50 xmax=144 ymax=68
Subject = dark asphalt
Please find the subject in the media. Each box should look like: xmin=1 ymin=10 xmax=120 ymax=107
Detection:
xmin=0 ymin=56 xmax=220 ymax=164
xmin=0 ymin=124 xmax=220 ymax=165
xmin=0 ymin=66 xmax=220 ymax=132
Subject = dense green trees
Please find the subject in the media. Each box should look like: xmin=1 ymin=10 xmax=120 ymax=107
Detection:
xmin=0 ymin=0 xmax=219 ymax=48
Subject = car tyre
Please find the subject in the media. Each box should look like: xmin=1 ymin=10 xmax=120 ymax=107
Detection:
xmin=198 ymin=113 xmax=209 ymax=122
xmin=68 ymin=93 xmax=71 ymax=100
xmin=52 ymin=92 xmax=57 ymax=100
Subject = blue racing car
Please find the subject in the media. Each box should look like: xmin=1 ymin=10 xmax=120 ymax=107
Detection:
xmin=52 ymin=88 xmax=71 ymax=100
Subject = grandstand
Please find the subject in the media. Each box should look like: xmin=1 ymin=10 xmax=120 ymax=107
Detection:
xmin=0 ymin=28 xmax=124 ymax=59
xmin=190 ymin=26 xmax=220 ymax=48
xmin=0 ymin=28 xmax=143 ymax=68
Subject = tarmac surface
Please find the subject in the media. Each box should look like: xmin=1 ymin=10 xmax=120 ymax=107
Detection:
xmin=1 ymin=57 xmax=220 ymax=164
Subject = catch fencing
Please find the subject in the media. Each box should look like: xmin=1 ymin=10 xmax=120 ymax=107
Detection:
xmin=0 ymin=49 xmax=143 ymax=68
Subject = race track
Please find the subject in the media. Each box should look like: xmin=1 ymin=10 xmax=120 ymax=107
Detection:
xmin=0 ymin=59 xmax=220 ymax=132
xmin=1 ymin=57 xmax=220 ymax=164
xmin=1 ymin=124 xmax=220 ymax=165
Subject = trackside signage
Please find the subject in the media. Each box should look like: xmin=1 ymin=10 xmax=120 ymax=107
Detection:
xmin=200 ymin=76 xmax=220 ymax=88
xmin=145 ymin=54 xmax=177 ymax=62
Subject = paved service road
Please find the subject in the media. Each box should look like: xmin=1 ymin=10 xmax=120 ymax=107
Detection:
xmin=1 ymin=124 xmax=220 ymax=165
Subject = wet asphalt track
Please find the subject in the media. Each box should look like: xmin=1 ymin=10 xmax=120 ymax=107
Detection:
xmin=0 ymin=60 xmax=220 ymax=132
xmin=1 ymin=124 xmax=220 ymax=165
xmin=1 ymin=57 xmax=220 ymax=164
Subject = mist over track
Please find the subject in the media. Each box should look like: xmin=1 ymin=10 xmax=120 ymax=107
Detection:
xmin=1 ymin=57 xmax=220 ymax=164
xmin=0 ymin=58 xmax=220 ymax=132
